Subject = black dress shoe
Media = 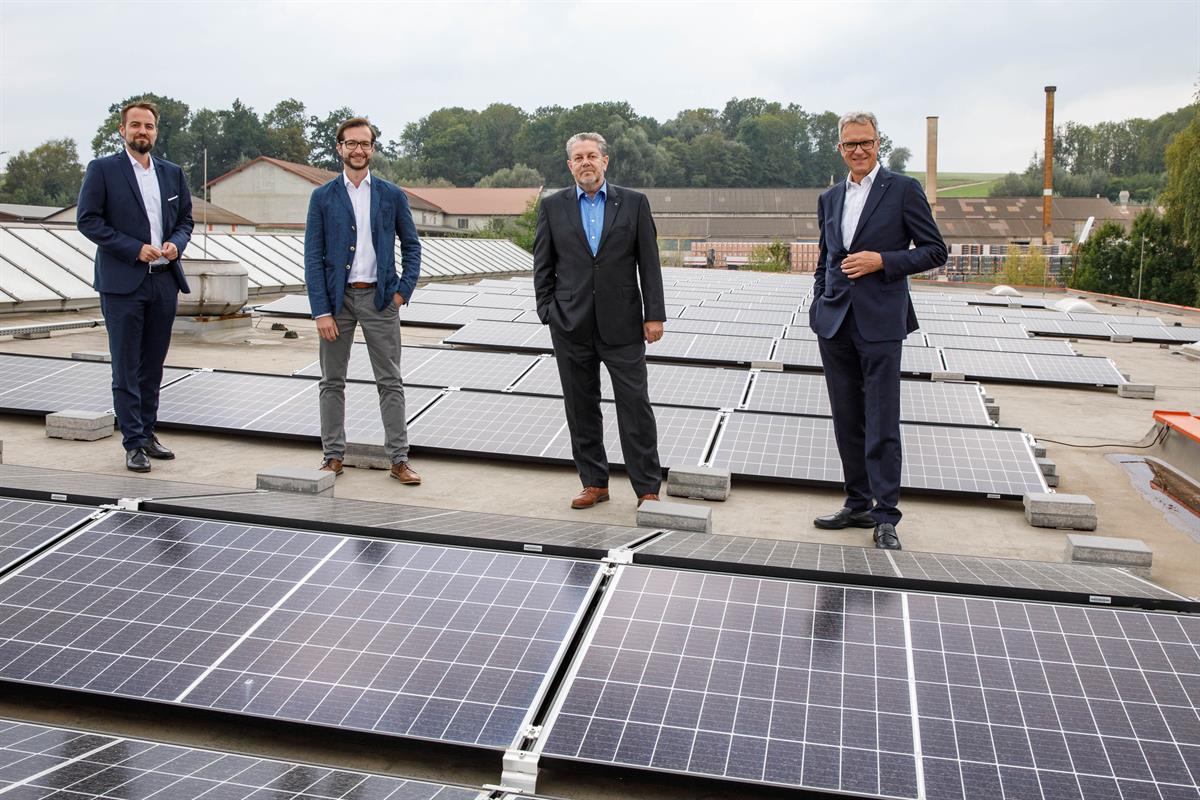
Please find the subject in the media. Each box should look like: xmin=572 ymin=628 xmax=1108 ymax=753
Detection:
xmin=873 ymin=522 xmax=902 ymax=550
xmin=144 ymin=437 xmax=174 ymax=460
xmin=813 ymin=507 xmax=876 ymax=530
xmin=126 ymin=447 xmax=151 ymax=473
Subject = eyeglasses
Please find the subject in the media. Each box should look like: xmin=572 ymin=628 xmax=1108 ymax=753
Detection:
xmin=339 ymin=140 xmax=374 ymax=151
xmin=839 ymin=139 xmax=877 ymax=153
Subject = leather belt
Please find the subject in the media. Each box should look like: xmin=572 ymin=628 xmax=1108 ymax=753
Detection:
xmin=348 ymin=281 xmax=376 ymax=289
xmin=148 ymin=263 xmax=172 ymax=274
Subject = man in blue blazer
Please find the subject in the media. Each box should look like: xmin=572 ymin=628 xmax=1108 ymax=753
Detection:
xmin=809 ymin=111 xmax=947 ymax=550
xmin=304 ymin=117 xmax=422 ymax=484
xmin=77 ymin=100 xmax=193 ymax=473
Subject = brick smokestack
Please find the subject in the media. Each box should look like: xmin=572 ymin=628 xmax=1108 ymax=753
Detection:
xmin=925 ymin=116 xmax=938 ymax=215
xmin=1043 ymin=86 xmax=1056 ymax=246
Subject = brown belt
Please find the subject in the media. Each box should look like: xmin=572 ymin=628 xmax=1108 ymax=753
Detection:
xmin=348 ymin=281 xmax=376 ymax=289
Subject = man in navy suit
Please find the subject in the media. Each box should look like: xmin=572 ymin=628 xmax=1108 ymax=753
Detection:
xmin=77 ymin=100 xmax=193 ymax=473
xmin=304 ymin=117 xmax=422 ymax=485
xmin=809 ymin=111 xmax=947 ymax=550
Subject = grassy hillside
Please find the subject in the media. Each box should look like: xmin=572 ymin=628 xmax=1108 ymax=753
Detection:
xmin=902 ymin=172 xmax=1006 ymax=197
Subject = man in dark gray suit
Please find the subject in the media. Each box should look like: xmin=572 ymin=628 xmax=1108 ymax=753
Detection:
xmin=533 ymin=132 xmax=666 ymax=510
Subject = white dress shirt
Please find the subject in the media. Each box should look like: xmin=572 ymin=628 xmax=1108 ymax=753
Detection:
xmin=840 ymin=162 xmax=881 ymax=248
xmin=127 ymin=152 xmax=167 ymax=265
xmin=344 ymin=171 xmax=378 ymax=284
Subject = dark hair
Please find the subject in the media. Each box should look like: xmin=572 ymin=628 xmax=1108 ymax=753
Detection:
xmin=336 ymin=116 xmax=376 ymax=143
xmin=121 ymin=100 xmax=160 ymax=125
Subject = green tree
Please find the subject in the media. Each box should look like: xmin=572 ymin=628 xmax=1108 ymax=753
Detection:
xmin=747 ymin=240 xmax=788 ymax=272
xmin=307 ymin=106 xmax=358 ymax=170
xmin=91 ymin=93 xmax=191 ymax=163
xmin=474 ymin=103 xmax=528 ymax=178
xmin=0 ymin=139 xmax=84 ymax=205
xmin=402 ymin=107 xmax=481 ymax=185
xmin=1161 ymin=101 xmax=1200 ymax=296
xmin=1071 ymin=221 xmax=1136 ymax=296
xmin=1128 ymin=210 xmax=1197 ymax=306
xmin=607 ymin=122 xmax=672 ymax=186
xmin=887 ymin=146 xmax=912 ymax=173
xmin=263 ymin=98 xmax=310 ymax=164
xmin=476 ymin=164 xmax=544 ymax=188
xmin=469 ymin=197 xmax=540 ymax=252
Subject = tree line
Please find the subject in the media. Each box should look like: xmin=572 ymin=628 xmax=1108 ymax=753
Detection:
xmin=990 ymin=104 xmax=1196 ymax=202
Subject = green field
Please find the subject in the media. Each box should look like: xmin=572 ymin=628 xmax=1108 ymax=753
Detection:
xmin=902 ymin=172 xmax=1006 ymax=197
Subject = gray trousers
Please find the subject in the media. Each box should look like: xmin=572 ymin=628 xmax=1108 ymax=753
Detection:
xmin=319 ymin=286 xmax=409 ymax=463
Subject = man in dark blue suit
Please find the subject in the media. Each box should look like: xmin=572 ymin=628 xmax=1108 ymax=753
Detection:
xmin=304 ymin=117 xmax=422 ymax=485
xmin=78 ymin=100 xmax=193 ymax=473
xmin=809 ymin=112 xmax=947 ymax=550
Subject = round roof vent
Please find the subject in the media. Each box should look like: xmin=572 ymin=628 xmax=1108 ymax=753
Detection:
xmin=1054 ymin=298 xmax=1099 ymax=314
xmin=989 ymin=285 xmax=1022 ymax=297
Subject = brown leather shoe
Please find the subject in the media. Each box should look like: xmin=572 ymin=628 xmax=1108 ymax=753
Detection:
xmin=319 ymin=457 xmax=343 ymax=475
xmin=637 ymin=493 xmax=660 ymax=507
xmin=390 ymin=461 xmax=421 ymax=485
xmin=571 ymin=486 xmax=609 ymax=509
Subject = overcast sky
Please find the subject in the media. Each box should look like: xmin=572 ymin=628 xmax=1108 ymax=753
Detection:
xmin=2 ymin=0 xmax=1197 ymax=175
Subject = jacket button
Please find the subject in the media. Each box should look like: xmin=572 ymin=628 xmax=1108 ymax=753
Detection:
xmin=345 ymin=265 xmax=351 ymax=269
xmin=350 ymin=246 xmax=356 ymax=251
xmin=351 ymin=225 xmax=356 ymax=230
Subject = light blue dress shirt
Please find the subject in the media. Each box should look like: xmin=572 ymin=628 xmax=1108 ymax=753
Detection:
xmin=576 ymin=182 xmax=607 ymax=256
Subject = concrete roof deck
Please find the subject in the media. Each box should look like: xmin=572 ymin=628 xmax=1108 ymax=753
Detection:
xmin=0 ymin=278 xmax=1197 ymax=799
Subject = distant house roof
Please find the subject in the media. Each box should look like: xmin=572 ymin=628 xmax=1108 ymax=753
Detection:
xmin=205 ymin=156 xmax=337 ymax=189
xmin=636 ymin=188 xmax=825 ymax=215
xmin=933 ymin=196 xmax=1134 ymax=221
xmin=47 ymin=196 xmax=255 ymax=227
xmin=403 ymin=187 xmax=541 ymax=216
xmin=0 ymin=203 xmax=63 ymax=221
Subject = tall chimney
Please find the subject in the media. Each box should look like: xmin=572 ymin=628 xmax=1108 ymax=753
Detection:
xmin=926 ymin=116 xmax=938 ymax=215
xmin=1043 ymin=86 xmax=1056 ymax=246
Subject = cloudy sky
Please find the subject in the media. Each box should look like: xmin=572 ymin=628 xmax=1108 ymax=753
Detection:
xmin=2 ymin=0 xmax=1197 ymax=174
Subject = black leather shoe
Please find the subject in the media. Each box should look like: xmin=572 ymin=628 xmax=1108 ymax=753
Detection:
xmin=144 ymin=437 xmax=174 ymax=460
xmin=873 ymin=523 xmax=902 ymax=550
xmin=813 ymin=507 xmax=876 ymax=530
xmin=126 ymin=448 xmax=151 ymax=473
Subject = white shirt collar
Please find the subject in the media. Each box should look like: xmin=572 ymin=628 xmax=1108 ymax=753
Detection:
xmin=343 ymin=170 xmax=372 ymax=190
xmin=127 ymin=151 xmax=154 ymax=173
xmin=846 ymin=162 xmax=881 ymax=189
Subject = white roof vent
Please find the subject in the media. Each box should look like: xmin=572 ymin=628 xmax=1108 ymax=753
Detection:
xmin=1054 ymin=298 xmax=1099 ymax=314
xmin=989 ymin=285 xmax=1022 ymax=297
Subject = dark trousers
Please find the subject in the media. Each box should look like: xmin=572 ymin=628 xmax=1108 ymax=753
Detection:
xmin=817 ymin=307 xmax=903 ymax=525
xmin=100 ymin=270 xmax=178 ymax=451
xmin=550 ymin=327 xmax=662 ymax=496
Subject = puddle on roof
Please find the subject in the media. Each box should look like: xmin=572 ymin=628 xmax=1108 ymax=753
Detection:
xmin=1106 ymin=454 xmax=1200 ymax=544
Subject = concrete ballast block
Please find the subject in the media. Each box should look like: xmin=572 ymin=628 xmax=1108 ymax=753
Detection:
xmin=257 ymin=465 xmax=335 ymax=496
xmin=751 ymin=360 xmax=784 ymax=372
xmin=71 ymin=351 xmax=111 ymax=362
xmin=343 ymin=442 xmax=391 ymax=470
xmin=986 ymin=405 xmax=1000 ymax=423
xmin=1024 ymin=492 xmax=1097 ymax=530
xmin=1066 ymin=534 xmax=1151 ymax=576
xmin=45 ymin=410 xmax=115 ymax=441
xmin=666 ymin=466 xmax=732 ymax=501
xmin=637 ymin=500 xmax=712 ymax=533
xmin=1035 ymin=457 xmax=1057 ymax=477
xmin=931 ymin=372 xmax=966 ymax=382
xmin=1117 ymin=383 xmax=1156 ymax=399
xmin=1032 ymin=443 xmax=1047 ymax=458
xmin=1109 ymin=334 xmax=1134 ymax=343
xmin=1045 ymin=474 xmax=1060 ymax=488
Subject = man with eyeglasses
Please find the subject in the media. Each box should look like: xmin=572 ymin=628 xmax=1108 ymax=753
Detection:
xmin=809 ymin=112 xmax=946 ymax=550
xmin=533 ymin=132 xmax=666 ymax=513
xmin=304 ymin=116 xmax=422 ymax=485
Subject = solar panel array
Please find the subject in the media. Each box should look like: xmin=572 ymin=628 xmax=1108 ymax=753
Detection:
xmin=0 ymin=463 xmax=254 ymax=505
xmin=0 ymin=354 xmax=190 ymax=416
xmin=941 ymin=350 xmax=1126 ymax=386
xmin=0 ymin=511 xmax=601 ymax=750
xmin=0 ymin=718 xmax=488 ymax=800
xmin=0 ymin=223 xmax=533 ymax=308
xmin=536 ymin=564 xmax=1200 ymax=798
xmin=511 ymin=356 xmax=751 ymax=409
xmin=0 ymin=498 xmax=94 ymax=573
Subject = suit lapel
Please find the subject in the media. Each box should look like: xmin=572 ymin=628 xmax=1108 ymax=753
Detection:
xmin=827 ymin=182 xmax=847 ymax=252
xmin=564 ymin=187 xmax=591 ymax=253
xmin=118 ymin=153 xmax=147 ymax=216
xmin=333 ymin=175 xmax=355 ymax=224
xmin=369 ymin=177 xmax=381 ymax=247
xmin=849 ymin=169 xmax=892 ymax=246
xmin=153 ymin=156 xmax=172 ymax=230
xmin=595 ymin=185 xmax=622 ymax=255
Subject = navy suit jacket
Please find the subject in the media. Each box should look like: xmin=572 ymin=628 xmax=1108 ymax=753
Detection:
xmin=809 ymin=168 xmax=946 ymax=342
xmin=77 ymin=152 xmax=193 ymax=295
xmin=303 ymin=174 xmax=421 ymax=318
xmin=533 ymin=184 xmax=666 ymax=345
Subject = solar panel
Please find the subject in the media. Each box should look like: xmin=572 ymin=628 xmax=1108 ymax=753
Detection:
xmin=907 ymin=593 xmax=1200 ymax=800
xmin=0 ymin=718 xmax=487 ymax=800
xmin=1108 ymin=323 xmax=1200 ymax=343
xmin=157 ymin=371 xmax=314 ymax=430
xmin=0 ymin=498 xmax=95 ymax=574
xmin=744 ymin=372 xmax=993 ymax=426
xmin=634 ymin=531 xmax=1196 ymax=611
xmin=511 ymin=357 xmax=750 ymax=409
xmin=444 ymin=320 xmax=552 ymax=352
xmin=923 ymin=334 xmax=1077 ymax=356
xmin=708 ymin=412 xmax=1046 ymax=498
xmin=0 ymin=463 xmax=254 ymax=505
xmin=0 ymin=354 xmax=88 ymax=396
xmin=0 ymin=360 xmax=191 ymax=416
xmin=772 ymin=339 xmax=943 ymax=375
xmin=1021 ymin=319 xmax=1116 ymax=339
xmin=940 ymin=350 xmax=1126 ymax=386
xmin=405 ymin=349 xmax=539 ymax=391
xmin=680 ymin=306 xmax=795 ymax=326
xmin=254 ymin=293 xmax=313 ymax=317
xmin=646 ymin=333 xmax=774 ymax=366
xmin=538 ymin=565 xmax=922 ymax=796
xmin=975 ymin=306 xmax=1066 ymax=319
xmin=917 ymin=320 xmax=1031 ymax=339
xmin=464 ymin=293 xmax=533 ymax=310
xmin=295 ymin=344 xmax=442 ymax=380
xmin=143 ymin=491 xmax=648 ymax=559
xmin=540 ymin=404 xmax=720 ymax=470
xmin=400 ymin=303 xmax=524 ymax=327
xmin=0 ymin=511 xmax=601 ymax=751
xmin=252 ymin=383 xmax=445 ymax=442
xmin=664 ymin=318 xmax=784 ymax=338
xmin=701 ymin=299 xmax=800 ymax=313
